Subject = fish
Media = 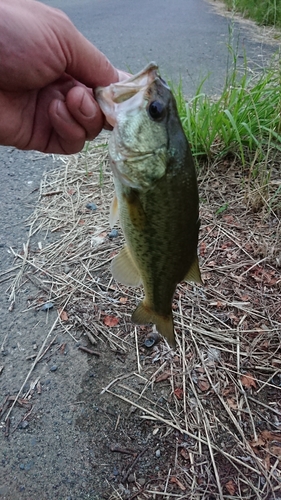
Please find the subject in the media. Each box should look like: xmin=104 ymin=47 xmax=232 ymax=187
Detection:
xmin=95 ymin=62 xmax=201 ymax=346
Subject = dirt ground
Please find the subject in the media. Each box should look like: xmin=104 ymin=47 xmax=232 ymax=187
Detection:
xmin=0 ymin=132 xmax=280 ymax=499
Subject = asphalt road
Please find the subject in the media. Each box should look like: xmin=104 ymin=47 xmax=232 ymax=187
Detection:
xmin=0 ymin=1 xmax=278 ymax=498
xmin=43 ymin=0 xmax=276 ymax=96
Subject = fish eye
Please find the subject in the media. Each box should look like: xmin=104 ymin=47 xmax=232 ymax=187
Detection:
xmin=148 ymin=100 xmax=165 ymax=121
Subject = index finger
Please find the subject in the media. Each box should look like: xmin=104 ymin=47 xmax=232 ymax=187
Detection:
xmin=56 ymin=16 xmax=120 ymax=88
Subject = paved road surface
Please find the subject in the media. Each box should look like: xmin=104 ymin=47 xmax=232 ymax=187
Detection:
xmin=0 ymin=1 xmax=277 ymax=498
xmin=44 ymin=0 xmax=275 ymax=96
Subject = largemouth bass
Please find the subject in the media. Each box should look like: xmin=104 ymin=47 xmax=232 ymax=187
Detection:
xmin=95 ymin=63 xmax=201 ymax=346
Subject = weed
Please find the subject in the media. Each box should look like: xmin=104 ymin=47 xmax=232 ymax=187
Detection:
xmin=222 ymin=0 xmax=281 ymax=28
xmin=175 ymin=59 xmax=281 ymax=163
xmin=172 ymin=43 xmax=281 ymax=214
xmin=216 ymin=203 xmax=229 ymax=214
xmin=83 ymin=141 xmax=108 ymax=186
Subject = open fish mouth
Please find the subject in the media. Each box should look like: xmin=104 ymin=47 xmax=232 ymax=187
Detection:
xmin=95 ymin=62 xmax=167 ymax=127
xmin=109 ymin=62 xmax=159 ymax=103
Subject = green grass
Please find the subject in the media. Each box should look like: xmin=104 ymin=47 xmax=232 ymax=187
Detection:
xmin=173 ymin=53 xmax=281 ymax=214
xmin=222 ymin=0 xmax=281 ymax=28
xmin=174 ymin=60 xmax=281 ymax=164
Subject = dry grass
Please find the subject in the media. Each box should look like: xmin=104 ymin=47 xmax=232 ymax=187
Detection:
xmin=8 ymin=135 xmax=281 ymax=499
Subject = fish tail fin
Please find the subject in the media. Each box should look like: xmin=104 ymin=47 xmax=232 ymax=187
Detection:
xmin=132 ymin=302 xmax=175 ymax=347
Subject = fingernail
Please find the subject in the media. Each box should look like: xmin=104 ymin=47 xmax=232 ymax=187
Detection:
xmin=79 ymin=92 xmax=96 ymax=117
xmin=56 ymin=100 xmax=73 ymax=124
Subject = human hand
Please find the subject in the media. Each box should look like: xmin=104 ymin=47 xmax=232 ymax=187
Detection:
xmin=0 ymin=0 xmax=125 ymax=154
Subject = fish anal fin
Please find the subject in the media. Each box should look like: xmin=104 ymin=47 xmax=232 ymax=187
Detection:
xmin=132 ymin=302 xmax=175 ymax=347
xmin=184 ymin=257 xmax=202 ymax=284
xmin=111 ymin=245 xmax=141 ymax=287
xmin=109 ymin=194 xmax=118 ymax=228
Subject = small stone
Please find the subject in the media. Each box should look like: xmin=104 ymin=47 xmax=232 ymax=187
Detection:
xmin=19 ymin=464 xmax=25 ymax=470
xmin=24 ymin=461 xmax=34 ymax=471
xmin=271 ymin=374 xmax=281 ymax=386
xmin=108 ymin=229 xmax=118 ymax=239
xmin=127 ymin=474 xmax=135 ymax=483
xmin=50 ymin=365 xmax=57 ymax=372
xmin=138 ymin=478 xmax=146 ymax=486
xmin=20 ymin=421 xmax=29 ymax=429
xmin=41 ymin=302 xmax=54 ymax=311
xmin=155 ymin=449 xmax=161 ymax=458
xmin=86 ymin=202 xmax=97 ymax=211
xmin=144 ymin=332 xmax=161 ymax=348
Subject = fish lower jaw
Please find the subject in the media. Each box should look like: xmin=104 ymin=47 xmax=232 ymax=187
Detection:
xmin=110 ymin=147 xmax=156 ymax=163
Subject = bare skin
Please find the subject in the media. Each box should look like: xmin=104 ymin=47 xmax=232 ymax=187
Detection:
xmin=0 ymin=0 xmax=126 ymax=154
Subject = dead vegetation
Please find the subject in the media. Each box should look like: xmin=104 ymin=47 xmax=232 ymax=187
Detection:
xmin=5 ymin=136 xmax=281 ymax=499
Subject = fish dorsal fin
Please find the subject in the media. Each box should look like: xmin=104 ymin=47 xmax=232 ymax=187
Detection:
xmin=184 ymin=256 xmax=202 ymax=284
xmin=109 ymin=194 xmax=119 ymax=228
xmin=111 ymin=245 xmax=142 ymax=287
xmin=132 ymin=301 xmax=175 ymax=347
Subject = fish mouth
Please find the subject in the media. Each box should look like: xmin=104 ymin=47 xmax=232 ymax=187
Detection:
xmin=107 ymin=62 xmax=159 ymax=103
xmin=95 ymin=62 xmax=161 ymax=127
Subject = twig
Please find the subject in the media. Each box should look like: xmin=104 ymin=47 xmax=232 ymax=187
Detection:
xmin=12 ymin=405 xmax=34 ymax=434
xmin=110 ymin=444 xmax=136 ymax=455
xmin=40 ymin=190 xmax=63 ymax=197
xmin=100 ymin=372 xmax=136 ymax=395
xmin=134 ymin=327 xmax=142 ymax=374
xmin=78 ymin=346 xmax=100 ymax=356
xmin=122 ymin=446 xmax=148 ymax=482
xmin=5 ymin=418 xmax=10 ymax=437
xmin=202 ymin=417 xmax=224 ymax=500
xmin=36 ymin=336 xmax=57 ymax=364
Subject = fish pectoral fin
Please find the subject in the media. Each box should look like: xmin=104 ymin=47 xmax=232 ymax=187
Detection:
xmin=109 ymin=194 xmax=119 ymax=228
xmin=132 ymin=302 xmax=175 ymax=347
xmin=184 ymin=256 xmax=202 ymax=284
xmin=111 ymin=246 xmax=142 ymax=287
